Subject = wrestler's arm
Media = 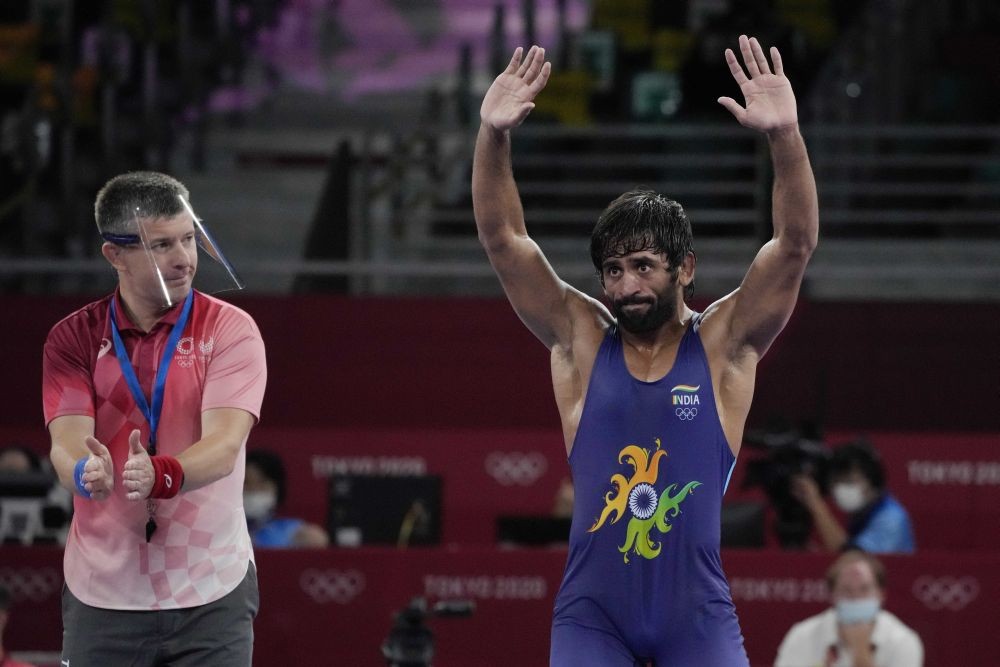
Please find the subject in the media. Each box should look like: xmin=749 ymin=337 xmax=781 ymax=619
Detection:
xmin=696 ymin=37 xmax=817 ymax=453
xmin=473 ymin=46 xmax=609 ymax=351
xmin=714 ymin=36 xmax=818 ymax=361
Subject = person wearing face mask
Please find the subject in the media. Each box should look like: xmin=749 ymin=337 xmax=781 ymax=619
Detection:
xmin=244 ymin=449 xmax=328 ymax=548
xmin=774 ymin=550 xmax=923 ymax=667
xmin=791 ymin=440 xmax=914 ymax=554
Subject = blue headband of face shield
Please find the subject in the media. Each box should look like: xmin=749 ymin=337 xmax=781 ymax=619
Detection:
xmin=101 ymin=231 xmax=142 ymax=246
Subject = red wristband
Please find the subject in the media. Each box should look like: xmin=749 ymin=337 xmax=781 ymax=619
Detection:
xmin=149 ymin=456 xmax=184 ymax=499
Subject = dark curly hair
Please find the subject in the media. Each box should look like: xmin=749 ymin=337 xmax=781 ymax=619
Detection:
xmin=590 ymin=189 xmax=695 ymax=299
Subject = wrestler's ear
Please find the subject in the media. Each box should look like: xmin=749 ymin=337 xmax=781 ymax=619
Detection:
xmin=677 ymin=251 xmax=696 ymax=288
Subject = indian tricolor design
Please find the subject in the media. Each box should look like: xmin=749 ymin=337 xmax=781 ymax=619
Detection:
xmin=588 ymin=438 xmax=701 ymax=563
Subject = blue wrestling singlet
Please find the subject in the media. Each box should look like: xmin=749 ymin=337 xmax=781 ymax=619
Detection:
xmin=551 ymin=315 xmax=749 ymax=666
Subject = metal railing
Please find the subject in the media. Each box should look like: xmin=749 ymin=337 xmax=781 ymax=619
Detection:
xmin=348 ymin=121 xmax=999 ymax=297
xmin=2 ymin=123 xmax=999 ymax=301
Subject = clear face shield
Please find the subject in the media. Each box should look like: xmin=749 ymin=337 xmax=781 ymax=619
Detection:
xmin=102 ymin=195 xmax=244 ymax=309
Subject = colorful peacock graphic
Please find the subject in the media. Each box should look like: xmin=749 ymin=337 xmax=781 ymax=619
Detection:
xmin=588 ymin=438 xmax=701 ymax=563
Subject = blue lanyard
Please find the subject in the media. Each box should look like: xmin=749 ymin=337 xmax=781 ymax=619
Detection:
xmin=109 ymin=290 xmax=194 ymax=455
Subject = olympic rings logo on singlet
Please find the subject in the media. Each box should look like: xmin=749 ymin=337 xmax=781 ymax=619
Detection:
xmin=671 ymin=384 xmax=701 ymax=421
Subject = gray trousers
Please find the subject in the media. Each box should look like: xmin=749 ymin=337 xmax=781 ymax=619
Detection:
xmin=61 ymin=562 xmax=259 ymax=667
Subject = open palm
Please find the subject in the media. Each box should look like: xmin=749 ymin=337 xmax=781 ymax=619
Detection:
xmin=481 ymin=45 xmax=552 ymax=131
xmin=718 ymin=35 xmax=798 ymax=133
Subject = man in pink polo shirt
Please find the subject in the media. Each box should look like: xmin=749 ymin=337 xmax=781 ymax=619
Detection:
xmin=42 ymin=171 xmax=266 ymax=666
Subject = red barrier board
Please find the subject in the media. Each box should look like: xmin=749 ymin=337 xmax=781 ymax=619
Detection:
xmin=4 ymin=425 xmax=997 ymax=549
xmin=1 ymin=547 xmax=996 ymax=666
xmin=250 ymin=428 xmax=1000 ymax=550
xmin=2 ymin=295 xmax=999 ymax=432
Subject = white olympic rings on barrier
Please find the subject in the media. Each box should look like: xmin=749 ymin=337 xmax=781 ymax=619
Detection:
xmin=299 ymin=568 xmax=366 ymax=604
xmin=484 ymin=452 xmax=547 ymax=486
xmin=0 ymin=567 xmax=62 ymax=602
xmin=911 ymin=575 xmax=979 ymax=611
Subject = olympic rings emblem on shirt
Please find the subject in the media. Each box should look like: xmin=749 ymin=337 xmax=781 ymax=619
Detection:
xmin=484 ymin=452 xmax=548 ymax=486
xmin=0 ymin=567 xmax=62 ymax=602
xmin=299 ymin=568 xmax=366 ymax=604
xmin=911 ymin=576 xmax=979 ymax=611
xmin=675 ymin=407 xmax=698 ymax=420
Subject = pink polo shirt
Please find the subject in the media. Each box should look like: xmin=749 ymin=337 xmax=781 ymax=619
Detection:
xmin=42 ymin=290 xmax=267 ymax=610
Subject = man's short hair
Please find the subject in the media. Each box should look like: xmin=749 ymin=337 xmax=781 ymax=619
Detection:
xmin=830 ymin=439 xmax=885 ymax=490
xmin=590 ymin=189 xmax=695 ymax=298
xmin=94 ymin=171 xmax=190 ymax=237
xmin=825 ymin=549 xmax=886 ymax=592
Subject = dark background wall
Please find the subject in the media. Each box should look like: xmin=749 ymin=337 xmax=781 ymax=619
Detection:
xmin=5 ymin=294 xmax=998 ymax=433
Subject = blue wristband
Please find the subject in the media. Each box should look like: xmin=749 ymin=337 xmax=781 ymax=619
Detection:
xmin=74 ymin=457 xmax=92 ymax=499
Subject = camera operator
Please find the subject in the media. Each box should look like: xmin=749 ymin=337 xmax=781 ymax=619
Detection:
xmin=382 ymin=597 xmax=474 ymax=667
xmin=791 ymin=440 xmax=914 ymax=554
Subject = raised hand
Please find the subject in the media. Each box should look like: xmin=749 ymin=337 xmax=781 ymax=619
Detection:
xmin=480 ymin=45 xmax=552 ymax=132
xmin=122 ymin=429 xmax=154 ymax=501
xmin=82 ymin=436 xmax=115 ymax=500
xmin=717 ymin=35 xmax=798 ymax=134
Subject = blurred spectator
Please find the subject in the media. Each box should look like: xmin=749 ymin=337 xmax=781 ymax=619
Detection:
xmin=0 ymin=446 xmax=40 ymax=474
xmin=774 ymin=550 xmax=923 ymax=667
xmin=792 ymin=440 xmax=915 ymax=554
xmin=680 ymin=0 xmax=803 ymax=119
xmin=0 ymin=583 xmax=37 ymax=667
xmin=244 ymin=449 xmax=328 ymax=548
xmin=0 ymin=445 xmax=71 ymax=545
